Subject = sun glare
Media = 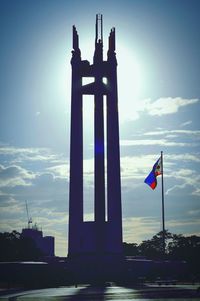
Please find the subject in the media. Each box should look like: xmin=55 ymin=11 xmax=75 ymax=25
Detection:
xmin=117 ymin=44 xmax=144 ymax=121
xmin=70 ymin=33 xmax=144 ymax=123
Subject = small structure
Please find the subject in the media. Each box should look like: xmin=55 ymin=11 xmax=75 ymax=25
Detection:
xmin=22 ymin=201 xmax=54 ymax=258
xmin=21 ymin=224 xmax=54 ymax=257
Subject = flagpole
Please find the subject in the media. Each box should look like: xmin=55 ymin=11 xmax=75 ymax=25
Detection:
xmin=161 ymin=151 xmax=165 ymax=255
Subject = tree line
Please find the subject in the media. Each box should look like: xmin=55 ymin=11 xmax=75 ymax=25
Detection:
xmin=1 ymin=229 xmax=200 ymax=276
xmin=123 ymin=230 xmax=200 ymax=278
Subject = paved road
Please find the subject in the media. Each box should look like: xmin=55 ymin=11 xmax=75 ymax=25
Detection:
xmin=0 ymin=284 xmax=200 ymax=300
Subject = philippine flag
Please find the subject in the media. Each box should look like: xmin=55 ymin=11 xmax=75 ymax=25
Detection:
xmin=144 ymin=156 xmax=162 ymax=190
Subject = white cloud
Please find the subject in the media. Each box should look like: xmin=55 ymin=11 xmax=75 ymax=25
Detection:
xmin=0 ymin=202 xmax=23 ymax=215
xmin=192 ymin=188 xmax=200 ymax=197
xmin=166 ymin=183 xmax=187 ymax=195
xmin=166 ymin=153 xmax=200 ymax=163
xmin=122 ymin=217 xmax=200 ymax=244
xmin=188 ymin=209 xmax=200 ymax=216
xmin=0 ymin=195 xmax=23 ymax=215
xmin=120 ymin=97 xmax=199 ymax=120
xmin=0 ymin=146 xmax=65 ymax=164
xmin=174 ymin=169 xmax=195 ymax=178
xmin=120 ymin=154 xmax=200 ymax=197
xmin=167 ymin=218 xmax=200 ymax=228
xmin=169 ymin=169 xmax=200 ymax=186
xmin=0 ymin=164 xmax=35 ymax=188
xmin=123 ymin=217 xmax=160 ymax=243
xmin=143 ymin=129 xmax=200 ymax=137
xmin=143 ymin=97 xmax=199 ymax=116
xmin=121 ymin=155 xmax=158 ymax=179
xmin=46 ymin=164 xmax=69 ymax=178
xmin=166 ymin=168 xmax=200 ymax=196
xmin=180 ymin=120 xmax=192 ymax=127
xmin=120 ymin=139 xmax=195 ymax=147
xmin=32 ymin=215 xmax=68 ymax=228
xmin=0 ymin=217 xmax=26 ymax=233
xmin=120 ymin=127 xmax=200 ymax=148
xmin=0 ymin=146 xmax=45 ymax=156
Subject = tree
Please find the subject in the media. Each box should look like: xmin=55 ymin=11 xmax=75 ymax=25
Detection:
xmin=138 ymin=230 xmax=172 ymax=258
xmin=123 ymin=242 xmax=139 ymax=256
xmin=168 ymin=234 xmax=200 ymax=277
xmin=0 ymin=231 xmax=42 ymax=262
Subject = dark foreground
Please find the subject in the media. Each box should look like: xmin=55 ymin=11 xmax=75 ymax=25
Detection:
xmin=0 ymin=284 xmax=200 ymax=300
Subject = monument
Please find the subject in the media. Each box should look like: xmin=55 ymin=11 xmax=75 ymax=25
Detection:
xmin=68 ymin=14 xmax=123 ymax=261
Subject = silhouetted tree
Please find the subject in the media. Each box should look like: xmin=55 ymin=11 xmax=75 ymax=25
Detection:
xmin=123 ymin=242 xmax=139 ymax=256
xmin=138 ymin=230 xmax=172 ymax=259
xmin=168 ymin=234 xmax=200 ymax=258
xmin=0 ymin=231 xmax=20 ymax=261
xmin=0 ymin=231 xmax=42 ymax=262
xmin=168 ymin=234 xmax=200 ymax=278
xmin=123 ymin=231 xmax=200 ymax=278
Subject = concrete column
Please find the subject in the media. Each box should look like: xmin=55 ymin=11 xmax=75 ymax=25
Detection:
xmin=107 ymin=65 xmax=123 ymax=254
xmin=68 ymin=67 xmax=83 ymax=256
xmin=94 ymin=86 xmax=105 ymax=253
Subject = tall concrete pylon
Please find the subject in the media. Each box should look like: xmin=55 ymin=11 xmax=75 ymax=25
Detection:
xmin=68 ymin=14 xmax=123 ymax=258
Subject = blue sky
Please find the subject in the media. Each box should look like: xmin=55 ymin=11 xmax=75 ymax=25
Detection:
xmin=0 ymin=0 xmax=200 ymax=256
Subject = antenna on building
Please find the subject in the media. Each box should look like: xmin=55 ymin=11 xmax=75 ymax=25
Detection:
xmin=25 ymin=200 xmax=32 ymax=229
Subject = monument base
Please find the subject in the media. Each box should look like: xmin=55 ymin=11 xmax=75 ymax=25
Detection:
xmin=67 ymin=253 xmax=125 ymax=283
